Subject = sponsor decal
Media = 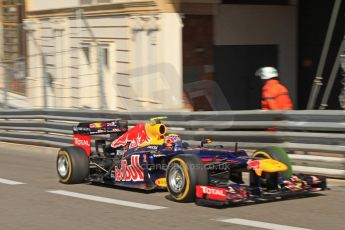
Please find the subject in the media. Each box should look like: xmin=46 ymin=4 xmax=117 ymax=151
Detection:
xmin=115 ymin=155 xmax=144 ymax=182
xmin=146 ymin=146 xmax=158 ymax=150
xmin=89 ymin=123 xmax=104 ymax=128
xmin=196 ymin=185 xmax=227 ymax=201
xmin=109 ymin=128 xmax=121 ymax=132
xmin=247 ymin=160 xmax=261 ymax=170
xmin=111 ymin=123 xmax=151 ymax=149
xmin=74 ymin=138 xmax=90 ymax=147
xmin=200 ymin=186 xmax=226 ymax=196
xmin=106 ymin=121 xmax=117 ymax=126
xmin=90 ymin=130 xmax=106 ymax=134
xmin=75 ymin=127 xmax=90 ymax=132
xmin=155 ymin=178 xmax=167 ymax=187
xmin=73 ymin=134 xmax=91 ymax=155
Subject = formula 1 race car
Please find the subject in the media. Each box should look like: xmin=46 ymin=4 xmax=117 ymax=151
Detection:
xmin=56 ymin=118 xmax=327 ymax=205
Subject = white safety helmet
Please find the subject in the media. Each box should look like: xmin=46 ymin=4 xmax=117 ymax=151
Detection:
xmin=255 ymin=67 xmax=279 ymax=80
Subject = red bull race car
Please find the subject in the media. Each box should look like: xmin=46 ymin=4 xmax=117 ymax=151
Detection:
xmin=56 ymin=118 xmax=327 ymax=205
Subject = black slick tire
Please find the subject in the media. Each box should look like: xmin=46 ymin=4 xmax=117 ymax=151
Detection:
xmin=57 ymin=146 xmax=89 ymax=184
xmin=166 ymin=154 xmax=208 ymax=203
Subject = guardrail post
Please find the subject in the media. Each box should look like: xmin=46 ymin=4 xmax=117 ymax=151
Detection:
xmin=307 ymin=0 xmax=342 ymax=109
xmin=3 ymin=64 xmax=8 ymax=108
xmin=41 ymin=54 xmax=48 ymax=108
xmin=97 ymin=46 xmax=106 ymax=109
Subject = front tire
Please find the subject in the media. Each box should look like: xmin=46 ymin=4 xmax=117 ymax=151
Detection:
xmin=57 ymin=147 xmax=89 ymax=184
xmin=166 ymin=154 xmax=208 ymax=203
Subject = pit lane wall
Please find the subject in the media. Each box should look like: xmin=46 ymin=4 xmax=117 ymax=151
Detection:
xmin=0 ymin=109 xmax=344 ymax=178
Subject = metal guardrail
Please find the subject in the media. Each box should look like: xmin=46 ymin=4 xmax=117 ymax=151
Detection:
xmin=0 ymin=109 xmax=344 ymax=178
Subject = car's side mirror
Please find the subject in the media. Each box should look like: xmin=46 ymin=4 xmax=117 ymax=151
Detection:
xmin=182 ymin=142 xmax=190 ymax=149
xmin=200 ymin=139 xmax=212 ymax=147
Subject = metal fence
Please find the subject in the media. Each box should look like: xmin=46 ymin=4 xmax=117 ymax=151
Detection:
xmin=0 ymin=109 xmax=344 ymax=178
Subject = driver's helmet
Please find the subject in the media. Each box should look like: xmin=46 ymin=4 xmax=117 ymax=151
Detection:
xmin=164 ymin=134 xmax=182 ymax=151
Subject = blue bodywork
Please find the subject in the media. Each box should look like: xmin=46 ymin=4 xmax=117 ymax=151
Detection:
xmin=99 ymin=144 xmax=249 ymax=190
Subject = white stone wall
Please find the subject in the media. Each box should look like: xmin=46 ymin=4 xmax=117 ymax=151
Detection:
xmin=25 ymin=12 xmax=184 ymax=110
xmin=28 ymin=0 xmax=79 ymax=11
xmin=25 ymin=19 xmax=44 ymax=108
xmin=129 ymin=13 xmax=183 ymax=110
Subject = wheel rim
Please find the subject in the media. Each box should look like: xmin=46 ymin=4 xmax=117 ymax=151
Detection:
xmin=168 ymin=162 xmax=186 ymax=193
xmin=57 ymin=155 xmax=69 ymax=177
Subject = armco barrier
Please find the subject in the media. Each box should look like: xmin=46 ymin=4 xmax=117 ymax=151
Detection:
xmin=0 ymin=109 xmax=344 ymax=178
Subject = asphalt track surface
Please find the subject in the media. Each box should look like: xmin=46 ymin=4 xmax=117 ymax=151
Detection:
xmin=0 ymin=142 xmax=344 ymax=230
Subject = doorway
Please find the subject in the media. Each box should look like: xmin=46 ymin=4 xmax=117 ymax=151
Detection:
xmin=214 ymin=45 xmax=278 ymax=110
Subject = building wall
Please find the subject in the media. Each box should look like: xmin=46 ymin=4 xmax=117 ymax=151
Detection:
xmin=214 ymin=4 xmax=297 ymax=105
xmin=25 ymin=3 xmax=183 ymax=110
xmin=0 ymin=0 xmax=3 ymax=61
xmin=2 ymin=0 xmax=23 ymax=62
xmin=27 ymin=0 xmax=78 ymax=11
xmin=1 ymin=0 xmax=26 ymax=96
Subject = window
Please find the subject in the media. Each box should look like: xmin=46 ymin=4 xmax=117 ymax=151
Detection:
xmin=80 ymin=0 xmax=93 ymax=5
xmin=97 ymin=0 xmax=111 ymax=3
xmin=3 ymin=0 xmax=20 ymax=5
xmin=82 ymin=46 xmax=91 ymax=64
xmin=99 ymin=47 xmax=109 ymax=69
xmin=101 ymin=47 xmax=109 ymax=68
xmin=9 ymin=6 xmax=17 ymax=12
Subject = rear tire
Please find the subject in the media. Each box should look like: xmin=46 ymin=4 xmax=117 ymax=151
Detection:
xmin=253 ymin=146 xmax=292 ymax=179
xmin=166 ymin=154 xmax=208 ymax=203
xmin=57 ymin=146 xmax=89 ymax=184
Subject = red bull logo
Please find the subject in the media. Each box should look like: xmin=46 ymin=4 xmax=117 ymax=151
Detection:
xmin=247 ymin=160 xmax=261 ymax=170
xmin=111 ymin=123 xmax=151 ymax=149
xmin=114 ymin=155 xmax=144 ymax=182
xmin=90 ymin=123 xmax=104 ymax=128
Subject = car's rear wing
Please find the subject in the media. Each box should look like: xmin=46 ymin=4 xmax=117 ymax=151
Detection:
xmin=73 ymin=120 xmax=128 ymax=135
xmin=72 ymin=120 xmax=128 ymax=155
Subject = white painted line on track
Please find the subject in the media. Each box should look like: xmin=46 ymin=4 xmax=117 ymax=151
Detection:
xmin=47 ymin=190 xmax=167 ymax=210
xmin=0 ymin=178 xmax=25 ymax=185
xmin=217 ymin=218 xmax=312 ymax=230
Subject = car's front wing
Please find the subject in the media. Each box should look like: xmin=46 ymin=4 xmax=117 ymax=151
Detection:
xmin=195 ymin=174 xmax=327 ymax=206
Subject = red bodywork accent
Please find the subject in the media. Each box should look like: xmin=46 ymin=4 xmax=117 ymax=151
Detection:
xmin=200 ymin=158 xmax=237 ymax=164
xmin=114 ymin=155 xmax=144 ymax=182
xmin=111 ymin=123 xmax=151 ymax=149
xmin=73 ymin=134 xmax=91 ymax=156
xmin=247 ymin=159 xmax=261 ymax=170
xmin=200 ymin=158 xmax=213 ymax=163
xmin=196 ymin=185 xmax=227 ymax=201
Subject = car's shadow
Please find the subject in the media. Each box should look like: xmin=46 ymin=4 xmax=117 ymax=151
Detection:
xmin=87 ymin=181 xmax=326 ymax=209
xmin=193 ymin=193 xmax=326 ymax=209
xmin=88 ymin=181 xmax=164 ymax=194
